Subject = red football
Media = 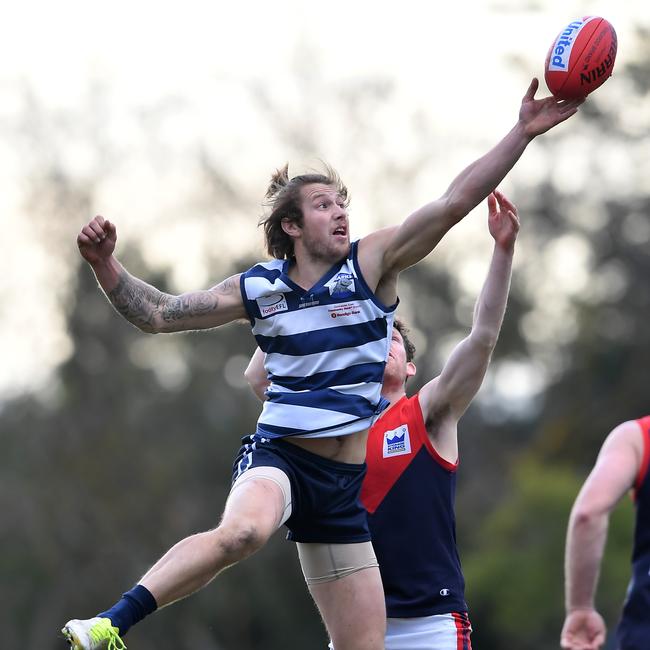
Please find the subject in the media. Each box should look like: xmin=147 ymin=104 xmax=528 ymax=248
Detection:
xmin=545 ymin=16 xmax=617 ymax=100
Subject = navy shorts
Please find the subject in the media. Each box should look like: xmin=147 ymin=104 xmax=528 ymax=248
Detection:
xmin=231 ymin=434 xmax=370 ymax=544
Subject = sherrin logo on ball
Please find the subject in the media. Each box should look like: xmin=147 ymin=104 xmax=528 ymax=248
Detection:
xmin=545 ymin=16 xmax=618 ymax=100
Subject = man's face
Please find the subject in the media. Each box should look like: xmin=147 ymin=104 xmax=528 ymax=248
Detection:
xmin=293 ymin=183 xmax=349 ymax=262
xmin=383 ymin=327 xmax=415 ymax=388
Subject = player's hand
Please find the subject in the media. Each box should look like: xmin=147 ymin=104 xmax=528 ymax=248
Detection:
xmin=487 ymin=190 xmax=519 ymax=251
xmin=560 ymin=608 xmax=607 ymax=650
xmin=519 ymin=77 xmax=584 ymax=137
xmin=77 ymin=215 xmax=117 ymax=265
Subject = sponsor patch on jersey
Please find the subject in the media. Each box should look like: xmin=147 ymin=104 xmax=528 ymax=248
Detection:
xmin=327 ymin=272 xmax=356 ymax=297
xmin=382 ymin=424 xmax=411 ymax=458
xmin=328 ymin=302 xmax=361 ymax=319
xmin=256 ymin=293 xmax=288 ymax=317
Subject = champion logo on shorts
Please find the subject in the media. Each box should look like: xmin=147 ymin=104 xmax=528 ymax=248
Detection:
xmin=382 ymin=424 xmax=411 ymax=458
xmin=256 ymin=293 xmax=289 ymax=317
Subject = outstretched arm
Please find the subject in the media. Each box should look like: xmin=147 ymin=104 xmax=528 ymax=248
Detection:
xmin=560 ymin=421 xmax=643 ymax=650
xmin=77 ymin=215 xmax=246 ymax=333
xmin=418 ymin=190 xmax=518 ymax=424
xmin=359 ymin=79 xmax=582 ymax=302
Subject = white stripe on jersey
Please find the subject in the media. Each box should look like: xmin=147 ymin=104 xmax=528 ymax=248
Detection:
xmin=252 ymin=298 xmax=383 ymax=337
xmin=265 ymin=340 xmax=389 ymax=378
xmin=259 ymin=401 xmax=358 ymax=429
xmin=268 ymin=381 xmax=384 ymax=403
xmin=243 ymin=273 xmax=292 ymax=299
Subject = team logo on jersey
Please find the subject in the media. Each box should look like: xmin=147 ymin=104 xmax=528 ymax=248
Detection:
xmin=327 ymin=272 xmax=355 ymax=297
xmin=382 ymin=424 xmax=411 ymax=458
xmin=256 ymin=293 xmax=288 ymax=317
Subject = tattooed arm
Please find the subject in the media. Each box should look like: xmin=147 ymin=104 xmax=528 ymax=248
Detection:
xmin=78 ymin=215 xmax=247 ymax=333
xmin=107 ymin=268 xmax=245 ymax=333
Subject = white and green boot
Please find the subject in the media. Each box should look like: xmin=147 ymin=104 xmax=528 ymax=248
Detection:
xmin=62 ymin=617 xmax=126 ymax=650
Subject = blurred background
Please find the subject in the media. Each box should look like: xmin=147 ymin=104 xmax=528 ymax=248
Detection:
xmin=1 ymin=0 xmax=649 ymax=648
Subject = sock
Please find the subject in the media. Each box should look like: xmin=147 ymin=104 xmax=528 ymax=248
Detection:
xmin=98 ymin=584 xmax=158 ymax=635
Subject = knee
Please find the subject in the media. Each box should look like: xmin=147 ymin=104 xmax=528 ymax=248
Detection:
xmin=212 ymin=519 xmax=269 ymax=563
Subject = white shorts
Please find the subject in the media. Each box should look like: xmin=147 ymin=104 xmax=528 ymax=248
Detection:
xmin=330 ymin=612 xmax=472 ymax=650
xmin=385 ymin=613 xmax=472 ymax=650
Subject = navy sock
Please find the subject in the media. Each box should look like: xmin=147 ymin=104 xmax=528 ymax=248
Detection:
xmin=98 ymin=584 xmax=158 ymax=635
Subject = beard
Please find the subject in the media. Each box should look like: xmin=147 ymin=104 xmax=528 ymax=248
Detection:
xmin=301 ymin=230 xmax=349 ymax=264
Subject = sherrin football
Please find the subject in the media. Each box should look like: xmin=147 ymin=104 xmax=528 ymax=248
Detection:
xmin=545 ymin=16 xmax=617 ymax=100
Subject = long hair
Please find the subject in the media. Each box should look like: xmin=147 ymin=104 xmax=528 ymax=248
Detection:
xmin=259 ymin=163 xmax=349 ymax=260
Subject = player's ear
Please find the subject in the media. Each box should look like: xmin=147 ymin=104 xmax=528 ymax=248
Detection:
xmin=281 ymin=217 xmax=301 ymax=237
xmin=406 ymin=361 xmax=416 ymax=379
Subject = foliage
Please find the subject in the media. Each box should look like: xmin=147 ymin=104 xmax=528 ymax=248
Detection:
xmin=2 ymin=25 xmax=650 ymax=650
xmin=462 ymin=459 xmax=634 ymax=650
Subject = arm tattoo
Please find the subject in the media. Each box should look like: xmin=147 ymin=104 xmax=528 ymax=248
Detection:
xmin=107 ymin=271 xmax=165 ymax=332
xmin=212 ymin=276 xmax=238 ymax=295
xmin=107 ymin=270 xmax=234 ymax=332
xmin=161 ymin=292 xmax=218 ymax=323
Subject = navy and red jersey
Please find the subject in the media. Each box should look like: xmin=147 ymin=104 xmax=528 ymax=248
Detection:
xmin=361 ymin=393 xmax=467 ymax=618
xmin=616 ymin=415 xmax=650 ymax=650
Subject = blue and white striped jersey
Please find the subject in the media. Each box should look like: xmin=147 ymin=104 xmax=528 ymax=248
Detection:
xmin=240 ymin=241 xmax=397 ymax=439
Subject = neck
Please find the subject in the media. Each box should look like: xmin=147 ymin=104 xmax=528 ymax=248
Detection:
xmin=288 ymin=259 xmax=331 ymax=289
xmin=380 ymin=384 xmax=407 ymax=410
xmin=290 ymin=247 xmax=344 ymax=288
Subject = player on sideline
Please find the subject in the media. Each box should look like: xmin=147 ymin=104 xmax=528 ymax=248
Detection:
xmin=246 ymin=190 xmax=519 ymax=649
xmin=561 ymin=417 xmax=650 ymax=650
xmin=62 ymin=78 xmax=581 ymax=650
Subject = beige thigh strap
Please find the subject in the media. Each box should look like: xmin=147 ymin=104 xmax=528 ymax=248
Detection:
xmin=297 ymin=541 xmax=378 ymax=585
xmin=230 ymin=466 xmax=292 ymax=526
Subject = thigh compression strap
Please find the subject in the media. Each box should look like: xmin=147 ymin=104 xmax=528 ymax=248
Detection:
xmin=230 ymin=466 xmax=292 ymax=526
xmin=297 ymin=541 xmax=378 ymax=585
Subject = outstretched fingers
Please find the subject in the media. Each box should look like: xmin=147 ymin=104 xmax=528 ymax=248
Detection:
xmin=522 ymin=77 xmax=539 ymax=102
xmin=494 ymin=190 xmax=518 ymax=221
xmin=487 ymin=192 xmax=498 ymax=217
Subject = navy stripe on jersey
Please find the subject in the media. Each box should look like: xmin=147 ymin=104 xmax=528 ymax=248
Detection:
xmin=247 ymin=263 xmax=283 ymax=284
xmin=264 ymin=388 xmax=378 ymax=417
xmin=255 ymin=414 xmax=374 ymax=439
xmin=256 ymin=317 xmax=387 ymax=356
xmin=268 ymin=362 xmax=383 ymax=392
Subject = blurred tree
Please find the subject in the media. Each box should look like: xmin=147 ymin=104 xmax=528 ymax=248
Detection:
xmin=2 ymin=23 xmax=650 ymax=650
xmin=0 ymin=255 xmax=325 ymax=649
xmin=462 ymin=459 xmax=634 ymax=650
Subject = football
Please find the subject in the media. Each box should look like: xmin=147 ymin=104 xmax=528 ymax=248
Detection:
xmin=545 ymin=16 xmax=617 ymax=100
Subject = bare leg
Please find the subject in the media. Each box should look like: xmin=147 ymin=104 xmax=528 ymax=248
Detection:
xmin=310 ymin=567 xmax=386 ymax=650
xmin=140 ymin=477 xmax=286 ymax=607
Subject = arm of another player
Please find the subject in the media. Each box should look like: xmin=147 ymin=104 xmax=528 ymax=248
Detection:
xmin=78 ymin=215 xmax=247 ymax=333
xmin=560 ymin=421 xmax=644 ymax=650
xmin=418 ymin=191 xmax=517 ymax=425
xmin=358 ymin=79 xmax=581 ymax=293
xmin=244 ymin=347 xmax=270 ymax=402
